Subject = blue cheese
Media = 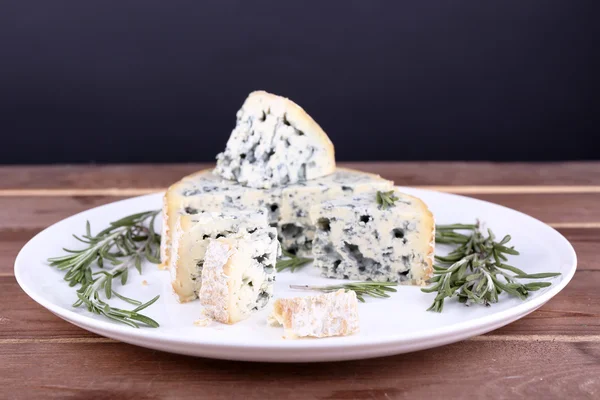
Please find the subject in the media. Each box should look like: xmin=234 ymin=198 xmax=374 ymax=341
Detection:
xmin=215 ymin=90 xmax=336 ymax=189
xmin=199 ymin=229 xmax=279 ymax=324
xmin=278 ymin=168 xmax=394 ymax=256
xmin=161 ymin=168 xmax=393 ymax=263
xmin=160 ymin=169 xmax=281 ymax=269
xmin=161 ymin=168 xmax=401 ymax=269
xmin=310 ymin=190 xmax=434 ymax=285
xmin=169 ymin=209 xmax=272 ymax=302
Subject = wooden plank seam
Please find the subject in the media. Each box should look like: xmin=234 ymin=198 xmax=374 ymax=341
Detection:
xmin=3 ymin=185 xmax=600 ymax=197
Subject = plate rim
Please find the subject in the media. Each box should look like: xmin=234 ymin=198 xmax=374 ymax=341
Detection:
xmin=14 ymin=188 xmax=578 ymax=358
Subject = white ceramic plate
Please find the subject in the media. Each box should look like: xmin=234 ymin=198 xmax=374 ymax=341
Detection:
xmin=15 ymin=188 xmax=576 ymax=362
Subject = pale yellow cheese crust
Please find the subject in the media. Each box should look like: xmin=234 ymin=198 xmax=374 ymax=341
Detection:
xmin=403 ymin=193 xmax=435 ymax=285
xmin=169 ymin=215 xmax=199 ymax=302
xmin=159 ymin=168 xmax=213 ymax=269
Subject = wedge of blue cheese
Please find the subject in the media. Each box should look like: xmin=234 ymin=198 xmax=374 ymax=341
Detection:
xmin=215 ymin=90 xmax=336 ymax=189
xmin=199 ymin=230 xmax=279 ymax=324
xmin=169 ymin=209 xmax=273 ymax=302
xmin=268 ymin=289 xmax=360 ymax=339
xmin=160 ymin=169 xmax=281 ymax=269
xmin=310 ymin=190 xmax=435 ymax=285
xmin=278 ymin=168 xmax=394 ymax=256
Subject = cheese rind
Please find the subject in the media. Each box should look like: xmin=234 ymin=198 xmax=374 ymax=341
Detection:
xmin=199 ymin=229 xmax=279 ymax=324
xmin=278 ymin=168 xmax=394 ymax=256
xmin=169 ymin=209 xmax=271 ymax=303
xmin=310 ymin=190 xmax=435 ymax=285
xmin=215 ymin=90 xmax=336 ymax=189
xmin=268 ymin=290 xmax=360 ymax=339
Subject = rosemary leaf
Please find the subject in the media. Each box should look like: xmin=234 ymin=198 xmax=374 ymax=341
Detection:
xmin=128 ymin=314 xmax=160 ymax=328
xmin=120 ymin=266 xmax=128 ymax=285
xmin=111 ymin=289 xmax=142 ymax=306
xmin=436 ymin=224 xmax=478 ymax=231
xmin=132 ymin=295 xmax=160 ymax=313
xmin=104 ymin=275 xmax=112 ymax=299
xmin=514 ymin=272 xmax=562 ymax=279
xmin=376 ymin=190 xmax=399 ymax=210
xmin=422 ymin=222 xmax=561 ymax=312
xmin=47 ymin=210 xmax=162 ymax=328
xmin=276 ymin=249 xmax=313 ymax=272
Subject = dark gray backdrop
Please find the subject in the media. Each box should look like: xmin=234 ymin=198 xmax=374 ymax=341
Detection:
xmin=1 ymin=1 xmax=597 ymax=164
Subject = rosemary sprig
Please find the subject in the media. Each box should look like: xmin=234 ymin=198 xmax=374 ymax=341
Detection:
xmin=376 ymin=190 xmax=399 ymax=210
xmin=422 ymin=222 xmax=561 ymax=312
xmin=290 ymin=282 xmax=398 ymax=302
xmin=48 ymin=210 xmax=162 ymax=328
xmin=276 ymin=249 xmax=313 ymax=272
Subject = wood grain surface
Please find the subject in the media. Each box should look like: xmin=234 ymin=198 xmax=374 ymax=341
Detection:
xmin=1 ymin=161 xmax=600 ymax=191
xmin=1 ymin=162 xmax=599 ymax=400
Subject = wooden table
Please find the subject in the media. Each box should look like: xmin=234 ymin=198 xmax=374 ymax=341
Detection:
xmin=1 ymin=162 xmax=599 ymax=399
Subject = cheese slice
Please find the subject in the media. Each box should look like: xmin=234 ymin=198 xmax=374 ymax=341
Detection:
xmin=160 ymin=169 xmax=281 ymax=269
xmin=199 ymin=230 xmax=279 ymax=324
xmin=160 ymin=168 xmax=396 ymax=265
xmin=278 ymin=168 xmax=393 ymax=256
xmin=169 ymin=209 xmax=271 ymax=302
xmin=310 ymin=189 xmax=435 ymax=285
xmin=268 ymin=290 xmax=360 ymax=339
xmin=215 ymin=90 xmax=336 ymax=189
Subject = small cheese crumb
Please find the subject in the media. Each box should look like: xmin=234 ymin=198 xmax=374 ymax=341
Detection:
xmin=193 ymin=318 xmax=212 ymax=327
xmin=142 ymin=280 xmax=148 ymax=286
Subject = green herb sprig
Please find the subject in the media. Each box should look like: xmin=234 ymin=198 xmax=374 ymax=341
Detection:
xmin=290 ymin=282 xmax=398 ymax=302
xmin=376 ymin=190 xmax=399 ymax=210
xmin=422 ymin=222 xmax=561 ymax=312
xmin=48 ymin=210 xmax=162 ymax=328
xmin=276 ymin=249 xmax=313 ymax=272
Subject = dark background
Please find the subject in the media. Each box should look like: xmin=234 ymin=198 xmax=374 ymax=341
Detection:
xmin=1 ymin=1 xmax=598 ymax=164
